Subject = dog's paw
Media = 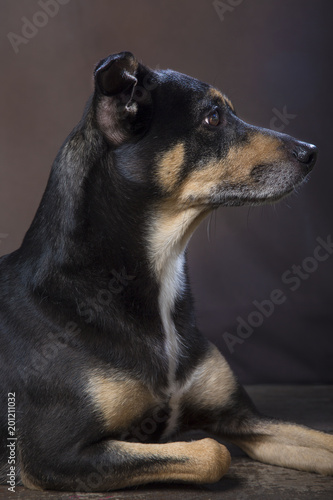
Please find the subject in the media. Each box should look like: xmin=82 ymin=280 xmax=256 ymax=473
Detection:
xmin=188 ymin=438 xmax=231 ymax=483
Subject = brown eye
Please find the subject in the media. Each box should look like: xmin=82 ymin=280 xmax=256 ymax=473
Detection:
xmin=205 ymin=110 xmax=220 ymax=127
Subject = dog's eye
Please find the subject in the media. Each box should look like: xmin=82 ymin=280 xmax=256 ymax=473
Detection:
xmin=204 ymin=110 xmax=220 ymax=127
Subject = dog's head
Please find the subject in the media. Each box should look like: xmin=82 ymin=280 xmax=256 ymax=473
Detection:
xmin=92 ymin=52 xmax=317 ymax=275
xmin=93 ymin=51 xmax=317 ymax=209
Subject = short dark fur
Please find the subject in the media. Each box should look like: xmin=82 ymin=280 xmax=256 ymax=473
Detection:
xmin=1 ymin=52 xmax=331 ymax=492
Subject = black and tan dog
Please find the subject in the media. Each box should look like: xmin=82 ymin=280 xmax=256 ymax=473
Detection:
xmin=0 ymin=52 xmax=332 ymax=492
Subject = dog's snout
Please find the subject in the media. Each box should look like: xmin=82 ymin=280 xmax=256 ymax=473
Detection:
xmin=292 ymin=142 xmax=318 ymax=172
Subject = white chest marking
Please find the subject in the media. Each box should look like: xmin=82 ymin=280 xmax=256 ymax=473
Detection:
xmin=147 ymin=206 xmax=206 ymax=438
xmin=158 ymin=252 xmax=185 ymax=438
xmin=159 ymin=250 xmax=185 ymax=390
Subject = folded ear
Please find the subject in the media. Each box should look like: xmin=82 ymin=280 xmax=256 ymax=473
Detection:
xmin=93 ymin=52 xmax=153 ymax=145
xmin=94 ymin=51 xmax=138 ymax=96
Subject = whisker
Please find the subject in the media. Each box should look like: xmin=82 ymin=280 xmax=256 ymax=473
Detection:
xmin=206 ymin=213 xmax=213 ymax=243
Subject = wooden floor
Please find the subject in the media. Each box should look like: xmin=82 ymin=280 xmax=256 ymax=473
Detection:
xmin=1 ymin=385 xmax=332 ymax=500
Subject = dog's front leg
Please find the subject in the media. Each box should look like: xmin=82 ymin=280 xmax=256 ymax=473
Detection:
xmin=180 ymin=342 xmax=333 ymax=475
xmin=230 ymin=419 xmax=333 ymax=475
xmin=20 ymin=438 xmax=230 ymax=491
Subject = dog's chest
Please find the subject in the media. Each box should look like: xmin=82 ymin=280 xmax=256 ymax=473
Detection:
xmin=157 ymin=251 xmax=186 ymax=437
xmin=158 ymin=251 xmax=185 ymax=386
xmin=88 ymin=253 xmax=187 ymax=441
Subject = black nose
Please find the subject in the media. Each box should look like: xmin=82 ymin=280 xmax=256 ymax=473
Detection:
xmin=293 ymin=142 xmax=318 ymax=172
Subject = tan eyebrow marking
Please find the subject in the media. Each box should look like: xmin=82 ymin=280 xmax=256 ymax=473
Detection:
xmin=224 ymin=96 xmax=235 ymax=111
xmin=209 ymin=88 xmax=235 ymax=111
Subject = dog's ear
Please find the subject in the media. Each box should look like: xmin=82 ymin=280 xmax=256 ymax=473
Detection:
xmin=94 ymin=51 xmax=138 ymax=96
xmin=93 ymin=52 xmax=153 ymax=145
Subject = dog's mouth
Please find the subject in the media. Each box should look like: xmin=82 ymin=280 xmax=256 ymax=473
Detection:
xmin=180 ymin=180 xmax=305 ymax=211
xmin=209 ymin=187 xmax=295 ymax=208
xmin=207 ymin=155 xmax=315 ymax=208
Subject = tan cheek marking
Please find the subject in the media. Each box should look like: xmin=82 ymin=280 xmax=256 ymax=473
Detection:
xmin=157 ymin=142 xmax=185 ymax=192
xmin=88 ymin=375 xmax=157 ymax=431
xmin=183 ymin=343 xmax=237 ymax=409
xmin=179 ymin=134 xmax=284 ymax=201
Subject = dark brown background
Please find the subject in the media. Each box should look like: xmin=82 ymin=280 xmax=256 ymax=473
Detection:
xmin=0 ymin=0 xmax=332 ymax=383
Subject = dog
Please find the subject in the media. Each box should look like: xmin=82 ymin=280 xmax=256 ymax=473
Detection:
xmin=0 ymin=51 xmax=332 ymax=492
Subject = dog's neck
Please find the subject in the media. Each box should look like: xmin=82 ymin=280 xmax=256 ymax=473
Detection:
xmin=146 ymin=204 xmax=210 ymax=391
